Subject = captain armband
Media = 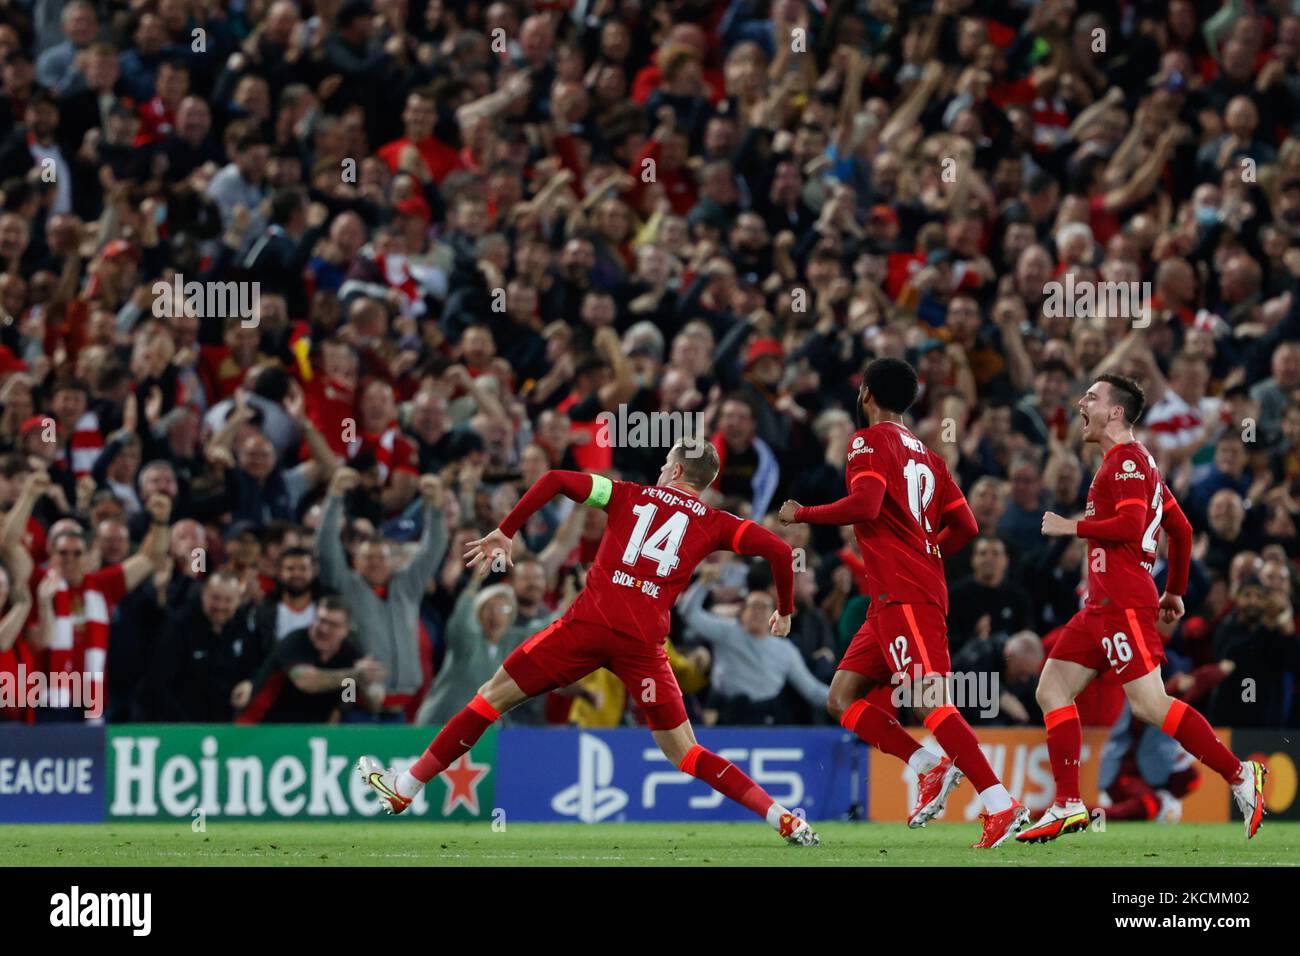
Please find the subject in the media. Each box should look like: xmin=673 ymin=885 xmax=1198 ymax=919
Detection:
xmin=583 ymin=474 xmax=613 ymax=508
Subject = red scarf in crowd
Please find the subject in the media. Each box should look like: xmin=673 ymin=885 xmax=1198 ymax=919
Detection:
xmin=44 ymin=566 xmax=125 ymax=714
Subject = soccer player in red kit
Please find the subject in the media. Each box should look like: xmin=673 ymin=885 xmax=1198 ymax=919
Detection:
xmin=358 ymin=437 xmax=820 ymax=845
xmin=779 ymin=358 xmax=1029 ymax=848
xmin=1018 ymin=374 xmax=1265 ymax=843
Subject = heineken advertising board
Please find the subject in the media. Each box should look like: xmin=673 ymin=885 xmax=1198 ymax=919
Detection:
xmin=106 ymin=725 xmax=496 ymax=821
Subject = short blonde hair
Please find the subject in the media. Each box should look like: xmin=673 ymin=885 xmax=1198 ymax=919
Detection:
xmin=669 ymin=437 xmax=719 ymax=488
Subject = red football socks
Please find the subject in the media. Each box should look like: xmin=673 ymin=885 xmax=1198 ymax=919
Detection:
xmin=1043 ymin=703 xmax=1083 ymax=804
xmin=841 ymin=698 xmax=922 ymax=763
xmin=410 ymin=694 xmax=500 ymax=782
xmin=1162 ymin=699 xmax=1243 ymax=784
xmin=678 ymin=744 xmax=774 ymax=818
xmin=925 ymin=705 xmax=999 ymax=793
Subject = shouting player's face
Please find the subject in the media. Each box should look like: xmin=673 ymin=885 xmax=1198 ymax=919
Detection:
xmin=1077 ymin=380 xmax=1118 ymax=442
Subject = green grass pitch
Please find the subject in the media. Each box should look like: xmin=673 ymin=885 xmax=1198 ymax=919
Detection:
xmin=3 ymin=821 xmax=1296 ymax=866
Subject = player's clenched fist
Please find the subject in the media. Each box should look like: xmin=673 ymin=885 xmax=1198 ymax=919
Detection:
xmin=768 ymin=611 xmax=792 ymax=636
xmin=1158 ymin=591 xmax=1185 ymax=624
xmin=777 ymin=500 xmax=801 ymax=525
xmin=1041 ymin=511 xmax=1077 ymax=537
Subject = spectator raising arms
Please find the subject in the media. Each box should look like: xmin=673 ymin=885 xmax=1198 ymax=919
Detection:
xmin=317 ymin=468 xmax=447 ymax=720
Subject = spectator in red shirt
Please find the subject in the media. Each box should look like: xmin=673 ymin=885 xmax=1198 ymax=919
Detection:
xmin=625 ymin=109 xmax=696 ymax=216
xmin=631 ymin=23 xmax=726 ymax=107
xmin=304 ymin=338 xmax=360 ymax=456
xmin=49 ymin=379 xmax=104 ymax=479
xmin=26 ymin=492 xmax=171 ymax=721
xmin=199 ymin=316 xmax=279 ymax=403
xmin=0 ymin=536 xmax=34 ymax=723
xmin=347 ymin=379 xmax=418 ymax=516
xmin=135 ymin=57 xmax=187 ymax=147
xmin=377 ymin=86 xmax=464 ymax=186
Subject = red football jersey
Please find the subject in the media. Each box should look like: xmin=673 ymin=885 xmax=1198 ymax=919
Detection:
xmin=304 ymin=375 xmax=356 ymax=456
xmin=1081 ymin=441 xmax=1167 ymax=610
xmin=347 ymin=425 xmax=418 ymax=485
xmin=843 ymin=421 xmax=965 ymax=612
xmin=567 ymin=481 xmax=755 ymax=643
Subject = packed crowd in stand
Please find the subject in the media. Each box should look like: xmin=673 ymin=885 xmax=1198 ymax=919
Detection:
xmin=0 ymin=0 xmax=1296 ymax=746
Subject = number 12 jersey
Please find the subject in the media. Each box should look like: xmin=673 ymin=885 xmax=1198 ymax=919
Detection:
xmin=842 ymin=422 xmax=966 ymax=613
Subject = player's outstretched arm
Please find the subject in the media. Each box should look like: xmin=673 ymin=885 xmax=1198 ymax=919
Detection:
xmin=1044 ymin=502 xmax=1145 ymax=542
xmin=467 ymin=470 xmax=609 ymax=570
xmin=779 ymin=476 xmax=885 ymax=526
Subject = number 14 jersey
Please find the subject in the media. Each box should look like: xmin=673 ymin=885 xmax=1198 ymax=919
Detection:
xmin=567 ymin=481 xmax=758 ymax=643
xmin=843 ymin=422 xmax=966 ymax=614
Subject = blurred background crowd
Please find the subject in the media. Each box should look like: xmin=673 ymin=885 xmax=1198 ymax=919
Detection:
xmin=0 ymin=0 xmax=1297 ymax=776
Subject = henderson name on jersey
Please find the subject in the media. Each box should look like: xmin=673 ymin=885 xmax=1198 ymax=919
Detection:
xmin=498 ymin=471 xmax=795 ymax=644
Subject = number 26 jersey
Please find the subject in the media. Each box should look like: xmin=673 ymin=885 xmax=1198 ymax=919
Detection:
xmin=1081 ymin=441 xmax=1168 ymax=611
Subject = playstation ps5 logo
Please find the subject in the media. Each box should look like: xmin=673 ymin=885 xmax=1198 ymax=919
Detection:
xmin=551 ymin=734 xmax=629 ymax=822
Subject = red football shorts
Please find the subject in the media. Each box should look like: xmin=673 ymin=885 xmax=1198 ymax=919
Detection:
xmin=502 ymin=616 xmax=688 ymax=730
xmin=1048 ymin=604 xmax=1163 ymax=683
xmin=837 ymin=601 xmax=951 ymax=683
